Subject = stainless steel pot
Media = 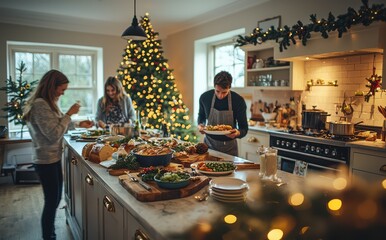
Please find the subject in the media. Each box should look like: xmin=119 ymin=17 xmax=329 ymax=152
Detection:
xmin=326 ymin=117 xmax=363 ymax=136
xmin=302 ymin=106 xmax=330 ymax=130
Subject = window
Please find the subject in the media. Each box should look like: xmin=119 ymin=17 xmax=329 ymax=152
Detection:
xmin=7 ymin=42 xmax=102 ymax=133
xmin=210 ymin=41 xmax=245 ymax=88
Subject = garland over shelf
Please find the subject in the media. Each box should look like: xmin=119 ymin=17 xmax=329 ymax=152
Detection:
xmin=235 ymin=0 xmax=386 ymax=52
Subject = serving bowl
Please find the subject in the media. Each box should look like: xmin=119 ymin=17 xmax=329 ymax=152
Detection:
xmin=154 ymin=171 xmax=191 ymax=189
xmin=132 ymin=148 xmax=173 ymax=167
xmin=262 ymin=112 xmax=277 ymax=122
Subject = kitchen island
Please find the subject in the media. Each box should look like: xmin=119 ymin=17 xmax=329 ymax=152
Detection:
xmin=63 ymin=136 xmax=305 ymax=239
xmin=63 ymin=136 xmax=385 ymax=240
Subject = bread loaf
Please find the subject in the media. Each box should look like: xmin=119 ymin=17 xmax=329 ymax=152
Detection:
xmin=82 ymin=142 xmax=96 ymax=160
xmin=88 ymin=143 xmax=115 ymax=163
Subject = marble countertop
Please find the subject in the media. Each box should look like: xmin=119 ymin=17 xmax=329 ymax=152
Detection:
xmin=64 ymin=137 xmax=305 ymax=239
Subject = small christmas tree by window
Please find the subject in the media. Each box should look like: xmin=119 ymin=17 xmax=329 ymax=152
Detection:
xmin=116 ymin=13 xmax=197 ymax=142
xmin=0 ymin=61 xmax=38 ymax=138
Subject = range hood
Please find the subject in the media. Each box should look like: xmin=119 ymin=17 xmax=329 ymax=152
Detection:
xmin=274 ymin=22 xmax=385 ymax=61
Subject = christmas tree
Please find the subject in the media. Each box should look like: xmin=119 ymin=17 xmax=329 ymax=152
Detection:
xmin=0 ymin=61 xmax=38 ymax=137
xmin=116 ymin=13 xmax=198 ymax=142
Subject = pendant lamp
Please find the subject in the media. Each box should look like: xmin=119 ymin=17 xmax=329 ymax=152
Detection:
xmin=121 ymin=0 xmax=147 ymax=40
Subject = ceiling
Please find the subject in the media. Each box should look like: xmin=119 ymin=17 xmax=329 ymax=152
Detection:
xmin=0 ymin=0 xmax=270 ymax=38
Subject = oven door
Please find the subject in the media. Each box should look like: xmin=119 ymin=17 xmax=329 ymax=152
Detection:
xmin=277 ymin=149 xmax=346 ymax=176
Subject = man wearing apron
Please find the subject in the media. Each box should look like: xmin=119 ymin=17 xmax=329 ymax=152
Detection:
xmin=197 ymin=71 xmax=248 ymax=156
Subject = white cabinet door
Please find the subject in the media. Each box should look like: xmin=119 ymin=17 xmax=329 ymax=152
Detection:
xmin=66 ymin=152 xmax=83 ymax=240
xmin=100 ymin=189 xmax=124 ymax=240
xmin=239 ymin=131 xmax=269 ymax=162
xmin=126 ymin=210 xmax=152 ymax=240
xmin=350 ymin=148 xmax=386 ymax=185
xmin=84 ymin=169 xmax=100 ymax=240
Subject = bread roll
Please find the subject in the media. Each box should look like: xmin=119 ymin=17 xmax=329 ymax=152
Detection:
xmin=82 ymin=142 xmax=96 ymax=160
xmin=88 ymin=143 xmax=115 ymax=163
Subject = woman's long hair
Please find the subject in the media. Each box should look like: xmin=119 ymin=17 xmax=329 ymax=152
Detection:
xmin=100 ymin=76 xmax=126 ymax=112
xmin=23 ymin=70 xmax=69 ymax=121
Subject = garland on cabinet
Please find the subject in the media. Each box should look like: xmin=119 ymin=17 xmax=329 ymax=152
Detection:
xmin=235 ymin=0 xmax=386 ymax=52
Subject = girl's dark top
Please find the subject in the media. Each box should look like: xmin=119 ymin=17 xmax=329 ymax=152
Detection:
xmin=197 ymin=89 xmax=248 ymax=141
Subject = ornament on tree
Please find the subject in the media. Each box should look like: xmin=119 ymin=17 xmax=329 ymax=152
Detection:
xmin=116 ymin=13 xmax=197 ymax=142
xmin=364 ymin=54 xmax=382 ymax=102
xmin=0 ymin=61 xmax=38 ymax=137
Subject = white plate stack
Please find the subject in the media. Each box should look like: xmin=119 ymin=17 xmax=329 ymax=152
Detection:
xmin=209 ymin=177 xmax=249 ymax=203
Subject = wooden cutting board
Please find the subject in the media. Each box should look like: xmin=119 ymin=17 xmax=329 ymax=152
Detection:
xmin=172 ymin=152 xmax=223 ymax=167
xmin=118 ymin=174 xmax=210 ymax=202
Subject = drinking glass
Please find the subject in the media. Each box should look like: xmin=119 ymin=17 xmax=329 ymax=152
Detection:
xmin=140 ymin=117 xmax=148 ymax=130
xmin=257 ymin=147 xmax=280 ymax=182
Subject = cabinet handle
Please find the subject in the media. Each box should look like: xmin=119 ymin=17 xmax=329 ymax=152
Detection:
xmin=380 ymin=165 xmax=386 ymax=173
xmin=71 ymin=157 xmax=78 ymax=166
xmin=135 ymin=229 xmax=150 ymax=240
xmin=103 ymin=195 xmax=115 ymax=212
xmin=248 ymin=136 xmax=258 ymax=143
xmin=85 ymin=174 xmax=93 ymax=185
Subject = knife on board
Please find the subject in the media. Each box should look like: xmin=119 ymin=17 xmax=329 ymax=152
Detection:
xmin=126 ymin=172 xmax=152 ymax=191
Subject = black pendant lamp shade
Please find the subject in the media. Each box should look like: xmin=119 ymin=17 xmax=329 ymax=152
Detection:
xmin=121 ymin=0 xmax=147 ymax=40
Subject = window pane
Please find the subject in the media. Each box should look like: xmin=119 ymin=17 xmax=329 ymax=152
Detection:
xmin=59 ymin=55 xmax=93 ymax=87
xmin=213 ymin=43 xmax=245 ymax=88
xmin=59 ymin=55 xmax=76 ymax=74
xmin=15 ymin=52 xmax=50 ymax=83
xmin=59 ymin=89 xmax=94 ymax=116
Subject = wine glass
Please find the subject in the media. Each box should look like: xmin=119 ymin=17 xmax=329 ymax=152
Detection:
xmin=140 ymin=117 xmax=148 ymax=130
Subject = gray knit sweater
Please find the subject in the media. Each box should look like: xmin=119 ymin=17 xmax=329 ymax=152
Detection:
xmin=26 ymin=98 xmax=73 ymax=164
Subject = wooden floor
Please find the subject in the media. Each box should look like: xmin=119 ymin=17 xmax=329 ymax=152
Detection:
xmin=0 ymin=175 xmax=73 ymax=240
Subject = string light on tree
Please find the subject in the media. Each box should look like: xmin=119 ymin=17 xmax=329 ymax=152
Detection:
xmin=116 ymin=13 xmax=197 ymax=142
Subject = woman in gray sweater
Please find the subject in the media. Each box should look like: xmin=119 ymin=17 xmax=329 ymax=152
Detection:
xmin=23 ymin=70 xmax=93 ymax=240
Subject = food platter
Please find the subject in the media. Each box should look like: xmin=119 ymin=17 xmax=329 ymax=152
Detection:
xmin=80 ymin=134 xmax=100 ymax=139
xmin=190 ymin=161 xmax=236 ymax=176
xmin=203 ymin=130 xmax=232 ymax=135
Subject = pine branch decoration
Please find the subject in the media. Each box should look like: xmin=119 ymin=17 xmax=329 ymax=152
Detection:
xmin=235 ymin=0 xmax=386 ymax=51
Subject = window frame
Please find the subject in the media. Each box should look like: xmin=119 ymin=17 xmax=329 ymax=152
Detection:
xmin=7 ymin=41 xmax=102 ymax=133
xmin=208 ymin=39 xmax=245 ymax=89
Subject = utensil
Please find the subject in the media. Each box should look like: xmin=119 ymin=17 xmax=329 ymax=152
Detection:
xmin=378 ymin=106 xmax=386 ymax=118
xmin=194 ymin=188 xmax=209 ymax=202
xmin=126 ymin=172 xmax=152 ymax=191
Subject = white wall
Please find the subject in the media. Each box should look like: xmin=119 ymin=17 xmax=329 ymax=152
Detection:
xmin=164 ymin=0 xmax=385 ymax=121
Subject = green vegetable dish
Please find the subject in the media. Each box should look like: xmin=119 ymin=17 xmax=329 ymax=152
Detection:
xmin=205 ymin=162 xmax=236 ymax=172
xmin=154 ymin=171 xmax=190 ymax=183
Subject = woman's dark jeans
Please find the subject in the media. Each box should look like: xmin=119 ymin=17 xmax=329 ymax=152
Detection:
xmin=34 ymin=161 xmax=63 ymax=240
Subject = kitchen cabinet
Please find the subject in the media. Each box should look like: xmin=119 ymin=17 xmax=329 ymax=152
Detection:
xmin=241 ymin=42 xmax=304 ymax=91
xmin=126 ymin=211 xmax=154 ymax=240
xmin=83 ymin=168 xmax=100 ymax=240
xmin=100 ymin=186 xmax=125 ymax=240
xmin=350 ymin=147 xmax=386 ymax=185
xmin=239 ymin=130 xmax=270 ymax=162
xmin=63 ymin=144 xmax=84 ymax=240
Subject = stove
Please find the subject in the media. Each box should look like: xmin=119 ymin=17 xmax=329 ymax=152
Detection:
xmin=270 ymin=131 xmax=352 ymax=176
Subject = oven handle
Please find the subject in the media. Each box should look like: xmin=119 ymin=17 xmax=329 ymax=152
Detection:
xmin=278 ymin=156 xmax=341 ymax=172
xmin=276 ymin=147 xmax=347 ymax=164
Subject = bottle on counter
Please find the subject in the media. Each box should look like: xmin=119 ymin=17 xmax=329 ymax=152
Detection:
xmin=162 ymin=122 xmax=169 ymax=137
xmin=134 ymin=120 xmax=140 ymax=138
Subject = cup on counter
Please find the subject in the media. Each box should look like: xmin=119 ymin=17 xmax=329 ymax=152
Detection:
xmin=257 ymin=146 xmax=279 ymax=181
